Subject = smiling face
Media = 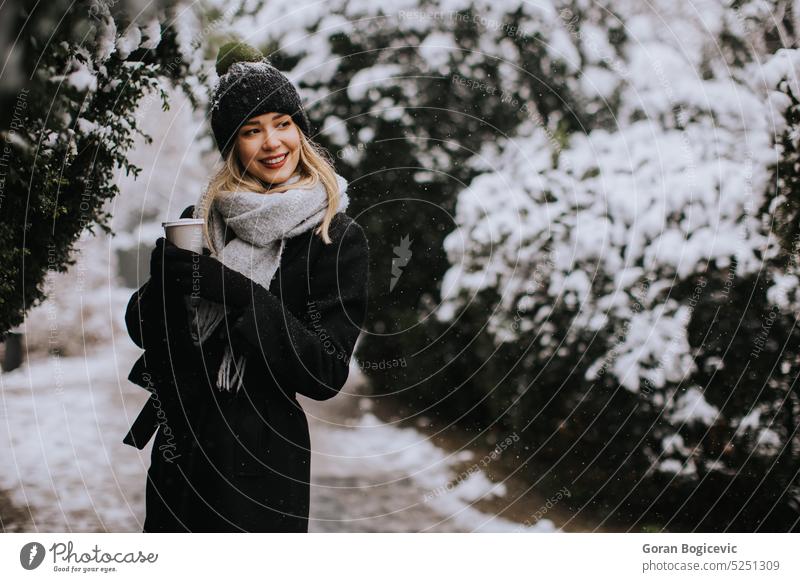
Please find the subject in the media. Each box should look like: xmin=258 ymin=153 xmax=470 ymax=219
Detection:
xmin=235 ymin=112 xmax=301 ymax=187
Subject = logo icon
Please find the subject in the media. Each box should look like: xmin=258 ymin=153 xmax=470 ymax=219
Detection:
xmin=390 ymin=235 xmax=413 ymax=292
xmin=20 ymin=542 xmax=46 ymax=570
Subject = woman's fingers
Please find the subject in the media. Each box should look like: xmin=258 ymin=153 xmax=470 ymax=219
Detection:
xmin=164 ymin=245 xmax=201 ymax=263
xmin=155 ymin=237 xmax=194 ymax=260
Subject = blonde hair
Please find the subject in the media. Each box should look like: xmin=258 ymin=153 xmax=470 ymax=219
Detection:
xmin=199 ymin=128 xmax=342 ymax=254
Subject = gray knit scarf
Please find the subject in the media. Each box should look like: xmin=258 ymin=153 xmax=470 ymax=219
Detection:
xmin=189 ymin=172 xmax=350 ymax=393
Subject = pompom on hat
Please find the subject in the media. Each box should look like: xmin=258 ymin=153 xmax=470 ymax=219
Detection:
xmin=210 ymin=41 xmax=311 ymax=155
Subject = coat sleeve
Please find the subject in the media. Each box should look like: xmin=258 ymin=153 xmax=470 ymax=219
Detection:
xmin=124 ymin=270 xmax=194 ymax=366
xmin=125 ymin=280 xmax=160 ymax=351
xmin=229 ymin=219 xmax=370 ymax=401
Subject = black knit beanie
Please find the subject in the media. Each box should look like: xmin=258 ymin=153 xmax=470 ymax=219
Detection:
xmin=210 ymin=41 xmax=311 ymax=156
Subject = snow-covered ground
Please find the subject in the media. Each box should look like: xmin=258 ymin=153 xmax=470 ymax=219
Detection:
xmin=0 ymin=341 xmax=151 ymax=531
xmin=307 ymin=403 xmax=556 ymax=533
xmin=0 ymin=337 xmax=556 ymax=533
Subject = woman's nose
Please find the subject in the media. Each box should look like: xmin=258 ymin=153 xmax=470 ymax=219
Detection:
xmin=261 ymin=131 xmax=281 ymax=151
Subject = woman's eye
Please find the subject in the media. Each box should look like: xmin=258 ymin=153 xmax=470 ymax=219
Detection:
xmin=279 ymin=121 xmax=291 ymax=128
xmin=242 ymin=128 xmax=258 ymax=136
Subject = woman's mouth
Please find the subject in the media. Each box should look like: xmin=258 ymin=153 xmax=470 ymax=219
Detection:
xmin=260 ymin=153 xmax=288 ymax=169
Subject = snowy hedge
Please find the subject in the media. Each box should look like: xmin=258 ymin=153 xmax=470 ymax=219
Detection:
xmin=436 ymin=0 xmax=800 ymax=529
xmin=0 ymin=0 xmax=206 ymax=336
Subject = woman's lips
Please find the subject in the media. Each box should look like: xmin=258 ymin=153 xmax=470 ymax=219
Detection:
xmin=260 ymin=153 xmax=288 ymax=169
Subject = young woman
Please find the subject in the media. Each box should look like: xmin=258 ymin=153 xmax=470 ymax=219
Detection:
xmin=122 ymin=43 xmax=370 ymax=533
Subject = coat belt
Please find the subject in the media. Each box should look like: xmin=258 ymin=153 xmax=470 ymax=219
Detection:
xmin=123 ymin=397 xmax=159 ymax=449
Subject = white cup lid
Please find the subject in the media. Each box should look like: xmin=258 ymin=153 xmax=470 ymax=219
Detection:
xmin=162 ymin=219 xmax=205 ymax=227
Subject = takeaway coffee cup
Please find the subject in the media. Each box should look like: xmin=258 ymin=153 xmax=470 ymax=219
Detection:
xmin=162 ymin=218 xmax=205 ymax=253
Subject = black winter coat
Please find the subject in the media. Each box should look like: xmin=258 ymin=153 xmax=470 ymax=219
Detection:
xmin=123 ymin=207 xmax=369 ymax=532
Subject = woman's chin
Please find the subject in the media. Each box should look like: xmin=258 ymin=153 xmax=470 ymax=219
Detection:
xmin=257 ymin=169 xmax=288 ymax=185
xmin=257 ymin=165 xmax=297 ymax=186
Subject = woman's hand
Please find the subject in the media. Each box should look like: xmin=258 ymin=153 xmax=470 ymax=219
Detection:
xmin=127 ymin=238 xmax=197 ymax=352
xmin=160 ymin=239 xmax=260 ymax=307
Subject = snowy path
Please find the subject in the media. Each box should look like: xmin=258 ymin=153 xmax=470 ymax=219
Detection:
xmin=0 ymin=342 xmax=556 ymax=533
xmin=0 ymin=342 xmax=151 ymax=532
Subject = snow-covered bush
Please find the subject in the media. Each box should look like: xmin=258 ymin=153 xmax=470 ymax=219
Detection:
xmin=236 ymin=0 xmax=641 ymax=415
xmin=436 ymin=0 xmax=800 ymax=529
xmin=0 ymin=0 xmax=206 ymax=336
